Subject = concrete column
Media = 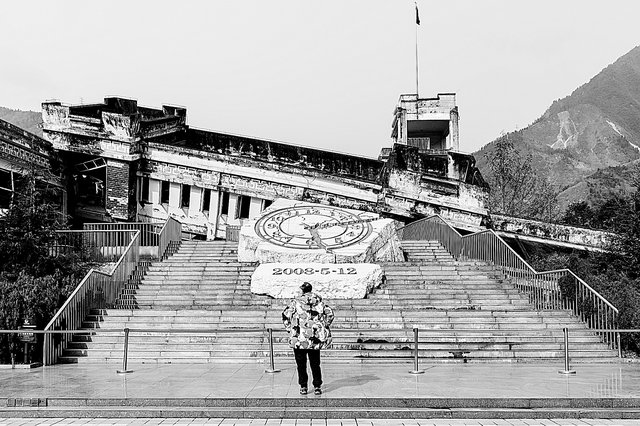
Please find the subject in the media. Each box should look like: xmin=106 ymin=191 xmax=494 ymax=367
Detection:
xmin=149 ymin=179 xmax=161 ymax=204
xmin=249 ymin=197 xmax=263 ymax=219
xmin=401 ymin=111 xmax=408 ymax=145
xmin=449 ymin=107 xmax=460 ymax=151
xmin=188 ymin=186 xmax=202 ymax=217
xmin=227 ymin=194 xmax=239 ymax=221
xmin=208 ymin=189 xmax=221 ymax=240
xmin=169 ymin=182 xmax=180 ymax=208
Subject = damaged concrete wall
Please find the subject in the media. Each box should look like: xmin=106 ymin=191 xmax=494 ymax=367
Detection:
xmin=490 ymin=214 xmax=613 ymax=249
xmin=105 ymin=159 xmax=133 ymax=220
xmin=42 ymin=97 xmax=492 ymax=239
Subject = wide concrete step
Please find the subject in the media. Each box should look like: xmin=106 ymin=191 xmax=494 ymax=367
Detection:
xmin=130 ymin=295 xmax=532 ymax=305
xmin=59 ymin=348 xmax=616 ymax=362
xmin=84 ymin=319 xmax=593 ymax=331
xmin=95 ymin=308 xmax=579 ymax=318
xmin=144 ymin=270 xmax=254 ymax=276
xmin=131 ymin=302 xmax=536 ymax=311
xmin=66 ymin=341 xmax=610 ymax=354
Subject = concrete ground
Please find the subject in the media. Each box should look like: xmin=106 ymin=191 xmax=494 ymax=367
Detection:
xmin=1 ymin=362 xmax=638 ymax=399
xmin=1 ymin=418 xmax=639 ymax=425
xmin=2 ymin=361 xmax=640 ymax=425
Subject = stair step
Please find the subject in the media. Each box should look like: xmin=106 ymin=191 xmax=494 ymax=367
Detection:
xmin=60 ymin=241 xmax=619 ymax=364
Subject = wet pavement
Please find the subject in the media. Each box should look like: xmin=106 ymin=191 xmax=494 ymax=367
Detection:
xmin=1 ymin=362 xmax=638 ymax=400
xmin=1 ymin=418 xmax=639 ymax=425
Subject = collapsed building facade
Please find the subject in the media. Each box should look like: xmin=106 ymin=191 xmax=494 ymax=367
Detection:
xmin=0 ymin=118 xmax=64 ymax=214
xmin=41 ymin=94 xmax=489 ymax=239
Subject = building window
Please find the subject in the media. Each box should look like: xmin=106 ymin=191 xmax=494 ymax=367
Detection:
xmin=237 ymin=195 xmax=251 ymax=219
xmin=141 ymin=176 xmax=150 ymax=202
xmin=408 ymin=137 xmax=430 ymax=150
xmin=262 ymin=199 xmax=272 ymax=210
xmin=181 ymin=184 xmax=191 ymax=208
xmin=202 ymin=188 xmax=211 ymax=213
xmin=0 ymin=169 xmax=12 ymax=209
xmin=220 ymin=192 xmax=230 ymax=215
xmin=161 ymin=181 xmax=170 ymax=204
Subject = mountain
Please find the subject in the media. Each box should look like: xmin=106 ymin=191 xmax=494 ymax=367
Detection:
xmin=474 ymin=45 xmax=640 ymax=211
xmin=0 ymin=106 xmax=43 ymax=137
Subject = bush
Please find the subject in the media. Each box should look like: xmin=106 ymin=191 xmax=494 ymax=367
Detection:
xmin=0 ymin=170 xmax=91 ymax=363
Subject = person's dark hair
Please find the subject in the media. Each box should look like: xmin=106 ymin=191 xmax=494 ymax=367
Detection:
xmin=300 ymin=282 xmax=312 ymax=293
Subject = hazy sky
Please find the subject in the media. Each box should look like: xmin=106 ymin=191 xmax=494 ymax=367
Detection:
xmin=1 ymin=1 xmax=639 ymax=158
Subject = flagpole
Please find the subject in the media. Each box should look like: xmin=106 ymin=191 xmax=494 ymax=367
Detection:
xmin=415 ymin=2 xmax=420 ymax=101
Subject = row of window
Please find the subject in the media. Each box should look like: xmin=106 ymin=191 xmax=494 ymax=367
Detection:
xmin=140 ymin=176 xmax=272 ymax=219
xmin=0 ymin=169 xmax=13 ymax=209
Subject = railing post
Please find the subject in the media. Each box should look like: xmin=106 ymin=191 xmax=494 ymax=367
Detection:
xmin=558 ymin=327 xmax=576 ymax=375
xmin=117 ymin=328 xmax=133 ymax=374
xmin=617 ymin=332 xmax=622 ymax=358
xmin=409 ymin=327 xmax=424 ymax=374
xmin=265 ymin=328 xmax=281 ymax=373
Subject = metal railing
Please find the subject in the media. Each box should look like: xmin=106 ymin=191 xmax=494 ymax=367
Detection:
xmin=51 ymin=229 xmax=138 ymax=262
xmin=83 ymin=221 xmax=164 ymax=247
xmin=157 ymin=216 xmax=182 ymax=259
xmin=43 ymin=230 xmax=141 ymax=365
xmin=399 ymin=215 xmax=620 ymax=353
xmin=4 ymin=326 xmax=631 ymax=372
xmin=42 ymin=217 xmax=183 ymax=365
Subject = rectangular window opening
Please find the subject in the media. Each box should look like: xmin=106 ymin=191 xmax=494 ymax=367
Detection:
xmin=202 ymin=188 xmax=211 ymax=212
xmin=160 ymin=181 xmax=170 ymax=204
xmin=220 ymin=192 xmax=230 ymax=215
xmin=237 ymin=195 xmax=251 ymax=219
xmin=0 ymin=170 xmax=12 ymax=191
xmin=141 ymin=176 xmax=150 ymax=202
xmin=0 ymin=188 xmax=11 ymax=209
xmin=181 ymin=184 xmax=191 ymax=208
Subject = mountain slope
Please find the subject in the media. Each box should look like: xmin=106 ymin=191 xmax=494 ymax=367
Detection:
xmin=0 ymin=107 xmax=43 ymax=137
xmin=475 ymin=45 xmax=640 ymax=210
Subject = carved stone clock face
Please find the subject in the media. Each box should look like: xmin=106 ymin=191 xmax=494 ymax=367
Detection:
xmin=254 ymin=205 xmax=373 ymax=250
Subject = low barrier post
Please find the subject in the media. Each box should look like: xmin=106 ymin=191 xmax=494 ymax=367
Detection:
xmin=409 ymin=327 xmax=424 ymax=374
xmin=265 ymin=328 xmax=281 ymax=373
xmin=558 ymin=327 xmax=576 ymax=375
xmin=117 ymin=328 xmax=133 ymax=374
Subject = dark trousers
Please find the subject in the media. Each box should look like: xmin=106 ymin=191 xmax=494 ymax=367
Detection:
xmin=294 ymin=349 xmax=322 ymax=388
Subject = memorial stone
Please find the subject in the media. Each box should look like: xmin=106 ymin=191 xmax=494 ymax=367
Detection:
xmin=250 ymin=263 xmax=384 ymax=299
xmin=238 ymin=199 xmax=403 ymax=264
xmin=238 ymin=199 xmax=402 ymax=299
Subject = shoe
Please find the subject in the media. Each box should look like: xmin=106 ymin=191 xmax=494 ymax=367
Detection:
xmin=300 ymin=387 xmax=308 ymax=395
xmin=314 ymin=387 xmax=322 ymax=395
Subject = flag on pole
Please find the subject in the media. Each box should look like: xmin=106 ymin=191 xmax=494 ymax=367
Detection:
xmin=415 ymin=3 xmax=420 ymax=25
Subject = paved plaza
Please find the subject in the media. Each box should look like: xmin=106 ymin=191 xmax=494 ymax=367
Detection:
xmin=2 ymin=361 xmax=640 ymax=424
xmin=1 ymin=418 xmax=640 ymax=425
xmin=2 ymin=362 xmax=638 ymax=400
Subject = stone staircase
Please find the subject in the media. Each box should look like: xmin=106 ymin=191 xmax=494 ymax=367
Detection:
xmin=59 ymin=239 xmax=618 ymax=364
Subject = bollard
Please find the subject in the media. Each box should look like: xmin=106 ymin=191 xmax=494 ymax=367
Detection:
xmin=408 ymin=327 xmax=424 ymax=374
xmin=558 ymin=327 xmax=576 ymax=375
xmin=116 ymin=327 xmax=133 ymax=374
xmin=264 ymin=328 xmax=281 ymax=373
xmin=11 ymin=353 xmax=15 ymax=369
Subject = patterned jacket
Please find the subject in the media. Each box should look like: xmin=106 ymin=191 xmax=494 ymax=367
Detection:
xmin=282 ymin=292 xmax=335 ymax=350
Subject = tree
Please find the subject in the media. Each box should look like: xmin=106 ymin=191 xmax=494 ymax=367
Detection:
xmin=483 ymin=134 xmax=558 ymax=220
xmin=529 ymin=165 xmax=640 ymax=353
xmin=561 ymin=201 xmax=594 ymax=228
xmin=0 ymin=168 xmax=88 ymax=363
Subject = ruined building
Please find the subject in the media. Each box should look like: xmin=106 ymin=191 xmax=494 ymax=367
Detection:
xmin=0 ymin=118 xmax=64 ymax=214
xmin=41 ymin=94 xmax=489 ymax=238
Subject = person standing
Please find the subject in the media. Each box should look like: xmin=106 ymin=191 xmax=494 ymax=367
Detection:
xmin=282 ymin=282 xmax=334 ymax=395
